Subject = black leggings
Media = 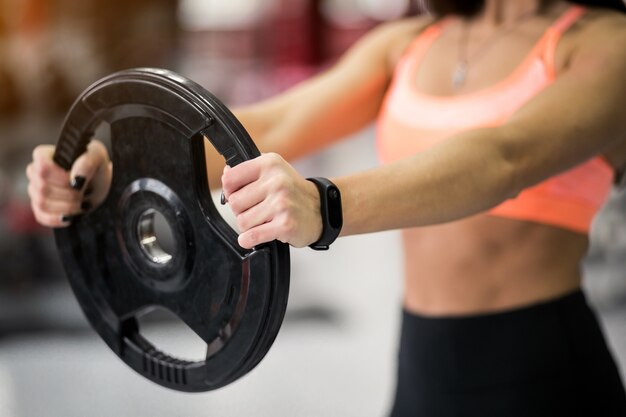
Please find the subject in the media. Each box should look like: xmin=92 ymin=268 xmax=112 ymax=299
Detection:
xmin=390 ymin=290 xmax=626 ymax=417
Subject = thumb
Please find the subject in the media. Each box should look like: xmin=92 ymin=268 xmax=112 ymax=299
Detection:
xmin=69 ymin=140 xmax=112 ymax=206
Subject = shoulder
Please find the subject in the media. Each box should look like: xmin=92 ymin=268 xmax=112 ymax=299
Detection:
xmin=559 ymin=8 xmax=626 ymax=75
xmin=367 ymin=14 xmax=434 ymax=38
xmin=344 ymin=15 xmax=435 ymax=73
xmin=571 ymin=8 xmax=626 ymax=60
xmin=577 ymin=7 xmax=626 ymax=39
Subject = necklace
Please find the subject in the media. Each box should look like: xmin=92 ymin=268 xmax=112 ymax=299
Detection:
xmin=452 ymin=11 xmax=536 ymax=90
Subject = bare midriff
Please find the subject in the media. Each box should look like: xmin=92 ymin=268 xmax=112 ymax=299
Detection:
xmin=402 ymin=214 xmax=588 ymax=315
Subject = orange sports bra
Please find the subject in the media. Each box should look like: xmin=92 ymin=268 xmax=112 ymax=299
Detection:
xmin=376 ymin=5 xmax=614 ymax=234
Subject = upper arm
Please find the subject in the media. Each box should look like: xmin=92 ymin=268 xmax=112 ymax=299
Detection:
xmin=499 ymin=12 xmax=626 ymax=191
xmin=233 ymin=17 xmax=430 ymax=160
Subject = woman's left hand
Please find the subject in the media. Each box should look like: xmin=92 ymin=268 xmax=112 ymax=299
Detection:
xmin=221 ymin=153 xmax=322 ymax=249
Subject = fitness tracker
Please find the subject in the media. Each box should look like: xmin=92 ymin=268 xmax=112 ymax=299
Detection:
xmin=307 ymin=177 xmax=343 ymax=250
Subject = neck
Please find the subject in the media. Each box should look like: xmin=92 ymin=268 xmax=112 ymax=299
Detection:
xmin=474 ymin=0 xmax=552 ymax=28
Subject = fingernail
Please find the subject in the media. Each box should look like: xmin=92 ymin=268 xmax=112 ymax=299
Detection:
xmin=70 ymin=176 xmax=86 ymax=190
xmin=61 ymin=213 xmax=81 ymax=223
xmin=81 ymin=201 xmax=92 ymax=211
xmin=220 ymin=191 xmax=226 ymax=205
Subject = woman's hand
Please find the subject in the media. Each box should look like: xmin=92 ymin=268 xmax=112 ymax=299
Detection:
xmin=221 ymin=153 xmax=322 ymax=249
xmin=26 ymin=140 xmax=112 ymax=227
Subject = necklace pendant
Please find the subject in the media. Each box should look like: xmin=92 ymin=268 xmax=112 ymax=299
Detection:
xmin=452 ymin=61 xmax=468 ymax=90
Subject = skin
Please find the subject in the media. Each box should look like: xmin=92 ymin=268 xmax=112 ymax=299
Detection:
xmin=27 ymin=0 xmax=626 ymax=315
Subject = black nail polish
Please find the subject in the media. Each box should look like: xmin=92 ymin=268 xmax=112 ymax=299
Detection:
xmin=70 ymin=176 xmax=86 ymax=190
xmin=81 ymin=201 xmax=92 ymax=211
xmin=61 ymin=213 xmax=82 ymax=223
xmin=220 ymin=192 xmax=226 ymax=205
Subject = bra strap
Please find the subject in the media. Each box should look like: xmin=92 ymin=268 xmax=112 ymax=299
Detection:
xmin=542 ymin=5 xmax=587 ymax=78
xmin=551 ymin=5 xmax=587 ymax=33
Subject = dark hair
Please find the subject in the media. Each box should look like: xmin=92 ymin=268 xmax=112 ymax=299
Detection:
xmin=423 ymin=0 xmax=626 ymax=17
xmin=421 ymin=0 xmax=483 ymax=16
xmin=569 ymin=0 xmax=626 ymax=12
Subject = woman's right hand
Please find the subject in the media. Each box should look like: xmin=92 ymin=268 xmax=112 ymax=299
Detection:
xmin=25 ymin=140 xmax=112 ymax=227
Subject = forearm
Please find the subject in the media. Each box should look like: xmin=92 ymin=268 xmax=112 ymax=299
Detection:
xmin=232 ymin=74 xmax=387 ymax=161
xmin=203 ymin=103 xmax=290 ymax=186
xmin=335 ymin=127 xmax=520 ymax=236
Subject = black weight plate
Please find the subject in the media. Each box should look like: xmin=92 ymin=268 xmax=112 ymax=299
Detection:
xmin=53 ymin=68 xmax=290 ymax=392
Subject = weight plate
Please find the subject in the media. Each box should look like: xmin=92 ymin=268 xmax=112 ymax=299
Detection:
xmin=53 ymin=68 xmax=290 ymax=392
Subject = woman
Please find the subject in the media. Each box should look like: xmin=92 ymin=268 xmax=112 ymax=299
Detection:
xmin=27 ymin=0 xmax=626 ymax=415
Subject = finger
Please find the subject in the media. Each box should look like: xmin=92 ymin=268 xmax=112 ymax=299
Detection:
xmin=221 ymin=159 xmax=262 ymax=198
xmin=238 ymin=222 xmax=280 ymax=249
xmin=69 ymin=141 xmax=109 ymax=191
xmin=31 ymin=209 xmax=75 ymax=228
xmin=30 ymin=146 xmax=71 ymax=187
xmin=27 ymin=179 xmax=79 ymax=202
xmin=31 ymin=202 xmax=82 ymax=228
xmin=28 ymin=191 xmax=81 ymax=218
xmin=228 ymin=180 xmax=267 ymax=216
xmin=235 ymin=197 xmax=276 ymax=233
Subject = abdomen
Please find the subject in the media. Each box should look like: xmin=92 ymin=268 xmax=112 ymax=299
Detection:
xmin=401 ymin=214 xmax=589 ymax=316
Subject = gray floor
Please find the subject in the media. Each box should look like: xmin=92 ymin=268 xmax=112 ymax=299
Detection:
xmin=0 ymin=129 xmax=625 ymax=417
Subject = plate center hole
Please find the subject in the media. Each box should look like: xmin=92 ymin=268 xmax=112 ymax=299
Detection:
xmin=137 ymin=209 xmax=176 ymax=265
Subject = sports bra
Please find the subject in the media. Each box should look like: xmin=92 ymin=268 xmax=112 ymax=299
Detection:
xmin=376 ymin=5 xmax=614 ymax=234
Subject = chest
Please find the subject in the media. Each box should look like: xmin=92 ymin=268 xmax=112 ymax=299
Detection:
xmin=412 ymin=21 xmax=574 ymax=97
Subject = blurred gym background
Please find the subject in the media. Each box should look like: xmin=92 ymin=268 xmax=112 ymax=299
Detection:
xmin=0 ymin=1 xmax=624 ymax=416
